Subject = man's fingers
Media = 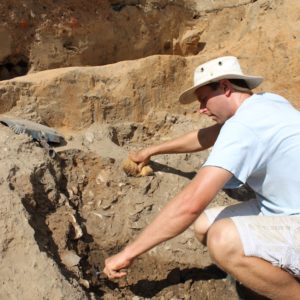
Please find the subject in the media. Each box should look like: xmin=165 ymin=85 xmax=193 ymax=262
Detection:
xmin=128 ymin=152 xmax=140 ymax=162
xmin=103 ymin=264 xmax=127 ymax=278
xmin=129 ymin=150 xmax=150 ymax=165
xmin=103 ymin=251 xmax=133 ymax=279
xmin=104 ymin=267 xmax=127 ymax=279
xmin=111 ymin=269 xmax=127 ymax=279
xmin=137 ymin=162 xmax=145 ymax=172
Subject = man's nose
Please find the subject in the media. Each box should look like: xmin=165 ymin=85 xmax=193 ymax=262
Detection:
xmin=199 ymin=108 xmax=207 ymax=114
xmin=199 ymin=102 xmax=207 ymax=113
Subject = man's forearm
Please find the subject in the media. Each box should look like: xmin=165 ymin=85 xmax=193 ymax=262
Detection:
xmin=103 ymin=167 xmax=232 ymax=279
xmin=123 ymin=195 xmax=200 ymax=260
xmin=146 ymin=124 xmax=221 ymax=157
xmin=122 ymin=166 xmax=230 ymax=260
xmin=146 ymin=130 xmax=201 ymax=155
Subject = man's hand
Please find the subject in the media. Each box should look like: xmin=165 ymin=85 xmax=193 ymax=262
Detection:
xmin=129 ymin=149 xmax=151 ymax=171
xmin=103 ymin=251 xmax=133 ymax=279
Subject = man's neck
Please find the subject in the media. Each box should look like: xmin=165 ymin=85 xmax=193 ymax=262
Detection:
xmin=232 ymin=91 xmax=252 ymax=110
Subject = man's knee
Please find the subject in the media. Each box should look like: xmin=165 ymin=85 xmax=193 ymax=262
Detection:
xmin=207 ymin=218 xmax=243 ymax=267
xmin=193 ymin=212 xmax=211 ymax=244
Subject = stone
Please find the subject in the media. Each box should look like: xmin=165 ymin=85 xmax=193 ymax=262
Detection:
xmin=61 ymin=251 xmax=81 ymax=268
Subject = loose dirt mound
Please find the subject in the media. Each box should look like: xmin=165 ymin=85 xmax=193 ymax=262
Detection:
xmin=0 ymin=0 xmax=299 ymax=299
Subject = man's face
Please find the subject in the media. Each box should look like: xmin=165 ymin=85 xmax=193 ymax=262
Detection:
xmin=195 ymin=81 xmax=233 ymax=124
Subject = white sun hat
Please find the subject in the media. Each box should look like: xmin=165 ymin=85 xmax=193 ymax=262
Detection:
xmin=179 ymin=56 xmax=263 ymax=104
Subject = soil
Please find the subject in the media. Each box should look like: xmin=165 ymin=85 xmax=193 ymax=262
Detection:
xmin=0 ymin=1 xmax=299 ymax=299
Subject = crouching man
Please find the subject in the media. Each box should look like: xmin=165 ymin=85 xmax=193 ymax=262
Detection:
xmin=104 ymin=56 xmax=300 ymax=299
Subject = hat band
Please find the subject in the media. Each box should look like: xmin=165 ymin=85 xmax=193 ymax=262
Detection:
xmin=230 ymin=82 xmax=253 ymax=93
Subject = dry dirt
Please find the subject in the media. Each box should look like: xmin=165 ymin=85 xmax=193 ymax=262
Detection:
xmin=0 ymin=1 xmax=299 ymax=299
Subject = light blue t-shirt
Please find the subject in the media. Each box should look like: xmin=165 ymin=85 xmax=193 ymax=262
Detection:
xmin=204 ymin=92 xmax=300 ymax=216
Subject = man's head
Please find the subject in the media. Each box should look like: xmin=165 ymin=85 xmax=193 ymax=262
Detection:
xmin=194 ymin=78 xmax=252 ymax=124
xmin=179 ymin=56 xmax=263 ymax=105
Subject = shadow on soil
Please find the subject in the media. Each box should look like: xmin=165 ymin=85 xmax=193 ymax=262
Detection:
xmin=102 ymin=264 xmax=269 ymax=299
xmin=150 ymin=160 xmax=197 ymax=180
xmin=128 ymin=265 xmax=227 ymax=298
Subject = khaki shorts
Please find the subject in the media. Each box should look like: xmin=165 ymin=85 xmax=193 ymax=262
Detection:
xmin=204 ymin=199 xmax=300 ymax=278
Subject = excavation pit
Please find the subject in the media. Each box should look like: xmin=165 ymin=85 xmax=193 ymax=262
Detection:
xmin=10 ymin=143 xmax=238 ymax=299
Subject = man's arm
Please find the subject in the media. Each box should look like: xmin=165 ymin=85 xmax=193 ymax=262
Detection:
xmin=129 ymin=124 xmax=222 ymax=166
xmin=103 ymin=166 xmax=232 ymax=279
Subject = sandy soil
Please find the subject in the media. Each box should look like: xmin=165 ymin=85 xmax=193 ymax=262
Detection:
xmin=0 ymin=1 xmax=299 ymax=299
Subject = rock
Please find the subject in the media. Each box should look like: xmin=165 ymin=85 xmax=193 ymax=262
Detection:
xmin=68 ymin=214 xmax=83 ymax=240
xmin=84 ymin=132 xmax=95 ymax=144
xmin=79 ymin=278 xmax=90 ymax=289
xmin=96 ymin=170 xmax=111 ymax=185
xmin=179 ymin=29 xmax=202 ymax=55
xmin=61 ymin=251 xmax=81 ymax=268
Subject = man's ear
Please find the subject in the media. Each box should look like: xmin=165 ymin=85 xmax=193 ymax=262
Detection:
xmin=220 ymin=79 xmax=232 ymax=97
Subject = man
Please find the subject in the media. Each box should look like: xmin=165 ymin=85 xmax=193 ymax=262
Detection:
xmin=103 ymin=56 xmax=300 ymax=299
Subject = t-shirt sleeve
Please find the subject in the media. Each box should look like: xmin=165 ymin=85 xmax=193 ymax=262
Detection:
xmin=203 ymin=121 xmax=261 ymax=183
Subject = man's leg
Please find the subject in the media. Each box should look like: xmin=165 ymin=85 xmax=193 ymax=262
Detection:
xmin=207 ymin=218 xmax=300 ymax=300
xmin=193 ymin=199 xmax=261 ymax=246
xmin=193 ymin=212 xmax=211 ymax=245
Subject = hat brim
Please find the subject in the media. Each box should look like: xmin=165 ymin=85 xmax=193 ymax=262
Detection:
xmin=179 ymin=74 xmax=264 ymax=105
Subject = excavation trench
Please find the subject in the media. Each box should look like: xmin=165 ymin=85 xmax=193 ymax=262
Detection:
xmin=9 ymin=144 xmax=239 ymax=299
